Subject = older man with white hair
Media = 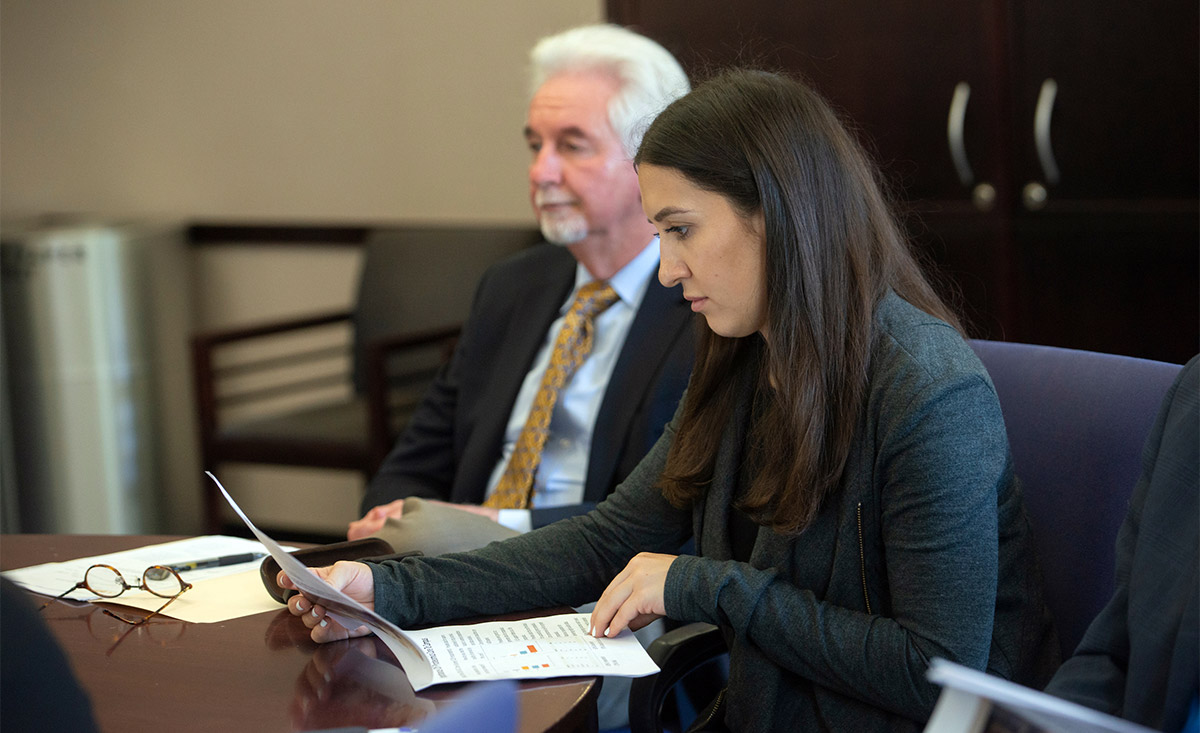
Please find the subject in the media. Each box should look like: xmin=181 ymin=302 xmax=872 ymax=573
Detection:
xmin=352 ymin=24 xmax=692 ymax=543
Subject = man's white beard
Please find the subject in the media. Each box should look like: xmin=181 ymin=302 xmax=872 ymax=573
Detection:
xmin=538 ymin=211 xmax=589 ymax=246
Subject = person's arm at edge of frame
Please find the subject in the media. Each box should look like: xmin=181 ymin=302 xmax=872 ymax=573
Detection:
xmin=1043 ymin=355 xmax=1199 ymax=723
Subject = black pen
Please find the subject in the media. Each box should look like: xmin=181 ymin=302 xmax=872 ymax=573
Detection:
xmin=167 ymin=552 xmax=266 ymax=573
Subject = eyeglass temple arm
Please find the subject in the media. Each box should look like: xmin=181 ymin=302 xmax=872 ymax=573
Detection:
xmin=101 ymin=582 xmax=192 ymax=626
xmin=37 ymin=581 xmax=89 ymax=611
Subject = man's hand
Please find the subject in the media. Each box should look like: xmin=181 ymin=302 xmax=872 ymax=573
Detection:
xmin=589 ymin=552 xmax=676 ymax=638
xmin=347 ymin=499 xmax=405 ymax=540
xmin=279 ymin=561 xmax=376 ymax=643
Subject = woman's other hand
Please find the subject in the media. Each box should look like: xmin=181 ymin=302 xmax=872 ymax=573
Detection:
xmin=590 ymin=552 xmax=676 ymax=638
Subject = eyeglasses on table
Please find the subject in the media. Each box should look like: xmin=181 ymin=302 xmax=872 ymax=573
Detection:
xmin=38 ymin=563 xmax=193 ymax=626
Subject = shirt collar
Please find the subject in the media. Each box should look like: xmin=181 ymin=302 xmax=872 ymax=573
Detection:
xmin=566 ymin=236 xmax=660 ymax=313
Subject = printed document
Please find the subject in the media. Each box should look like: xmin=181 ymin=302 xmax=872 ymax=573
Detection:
xmin=211 ymin=472 xmax=659 ymax=691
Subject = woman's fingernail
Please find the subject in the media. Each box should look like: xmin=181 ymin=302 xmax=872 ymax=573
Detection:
xmin=319 ymin=619 xmax=328 ymax=628
xmin=311 ymin=608 xmax=319 ymax=618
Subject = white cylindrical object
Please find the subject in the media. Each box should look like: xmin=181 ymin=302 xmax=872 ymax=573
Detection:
xmin=1 ymin=223 xmax=157 ymax=533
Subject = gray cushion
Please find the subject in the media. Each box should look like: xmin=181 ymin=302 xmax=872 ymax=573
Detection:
xmin=370 ymin=497 xmax=519 ymax=556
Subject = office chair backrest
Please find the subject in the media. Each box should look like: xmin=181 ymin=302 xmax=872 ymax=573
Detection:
xmin=352 ymin=226 xmax=541 ymax=392
xmin=968 ymin=340 xmax=1182 ymax=658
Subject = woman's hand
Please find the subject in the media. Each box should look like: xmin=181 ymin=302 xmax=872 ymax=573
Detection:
xmin=590 ymin=552 xmax=677 ymax=638
xmin=278 ymin=561 xmax=376 ymax=643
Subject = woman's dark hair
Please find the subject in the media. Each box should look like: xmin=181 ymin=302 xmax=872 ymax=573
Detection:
xmin=636 ymin=69 xmax=961 ymax=534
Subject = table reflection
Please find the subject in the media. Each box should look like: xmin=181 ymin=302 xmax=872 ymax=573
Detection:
xmin=50 ymin=603 xmax=189 ymax=656
xmin=290 ymin=636 xmax=437 ymax=730
xmin=4 ymin=536 xmax=599 ymax=733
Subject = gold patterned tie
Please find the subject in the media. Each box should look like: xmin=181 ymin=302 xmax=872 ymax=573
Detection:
xmin=484 ymin=281 xmax=620 ymax=509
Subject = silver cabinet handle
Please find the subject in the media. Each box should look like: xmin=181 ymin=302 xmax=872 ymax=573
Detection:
xmin=947 ymin=82 xmax=996 ymax=211
xmin=1033 ymin=78 xmax=1061 ymax=185
xmin=947 ymin=82 xmax=974 ymax=186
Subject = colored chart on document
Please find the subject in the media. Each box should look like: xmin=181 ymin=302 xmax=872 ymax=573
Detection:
xmin=411 ymin=612 xmax=659 ymax=684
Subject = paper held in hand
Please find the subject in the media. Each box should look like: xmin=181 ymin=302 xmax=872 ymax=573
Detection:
xmin=209 ymin=472 xmax=659 ymax=691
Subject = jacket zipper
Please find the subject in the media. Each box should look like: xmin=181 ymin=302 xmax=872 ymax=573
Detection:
xmin=690 ymin=686 xmax=727 ymax=731
xmin=857 ymin=502 xmax=872 ymax=615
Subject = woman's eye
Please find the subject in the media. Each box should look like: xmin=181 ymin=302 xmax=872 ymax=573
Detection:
xmin=666 ymin=225 xmax=690 ymax=239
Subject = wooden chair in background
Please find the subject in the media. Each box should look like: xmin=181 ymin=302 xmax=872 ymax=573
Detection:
xmin=191 ymin=225 xmax=541 ymax=533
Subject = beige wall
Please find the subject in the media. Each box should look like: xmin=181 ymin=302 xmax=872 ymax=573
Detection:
xmin=1 ymin=0 xmax=602 ymax=222
xmin=1 ymin=0 xmax=603 ymax=535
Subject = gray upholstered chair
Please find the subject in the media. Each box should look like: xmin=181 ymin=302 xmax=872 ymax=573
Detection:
xmin=966 ymin=340 xmax=1182 ymax=657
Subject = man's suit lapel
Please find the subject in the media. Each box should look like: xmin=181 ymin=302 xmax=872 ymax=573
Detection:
xmin=584 ymin=275 xmax=693 ymax=500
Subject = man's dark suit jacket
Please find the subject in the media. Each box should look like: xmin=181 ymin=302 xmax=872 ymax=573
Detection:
xmin=361 ymin=243 xmax=695 ymax=528
xmin=1045 ymin=355 xmax=1199 ymax=731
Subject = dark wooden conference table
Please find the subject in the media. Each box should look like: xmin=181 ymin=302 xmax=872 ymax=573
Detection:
xmin=2 ymin=534 xmax=600 ymax=733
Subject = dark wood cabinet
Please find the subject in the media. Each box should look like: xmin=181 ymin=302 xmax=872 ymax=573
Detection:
xmin=609 ymin=0 xmax=1198 ymax=362
xmin=1009 ymin=0 xmax=1198 ymax=202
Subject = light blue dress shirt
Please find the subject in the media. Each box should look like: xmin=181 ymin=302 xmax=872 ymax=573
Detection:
xmin=485 ymin=239 xmax=661 ymax=532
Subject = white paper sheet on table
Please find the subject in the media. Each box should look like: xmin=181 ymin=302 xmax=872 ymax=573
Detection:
xmin=86 ymin=568 xmax=288 ymax=623
xmin=2 ymin=535 xmax=296 ymax=622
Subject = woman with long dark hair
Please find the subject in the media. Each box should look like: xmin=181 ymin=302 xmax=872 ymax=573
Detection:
xmin=282 ymin=69 xmax=1058 ymax=731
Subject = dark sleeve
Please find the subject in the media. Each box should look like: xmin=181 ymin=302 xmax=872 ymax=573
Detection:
xmin=1044 ymin=356 xmax=1199 ymax=725
xmin=360 ymin=273 xmax=491 ymax=515
xmin=0 ymin=578 xmax=100 ymax=733
xmin=361 ymin=357 xmax=463 ymax=513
